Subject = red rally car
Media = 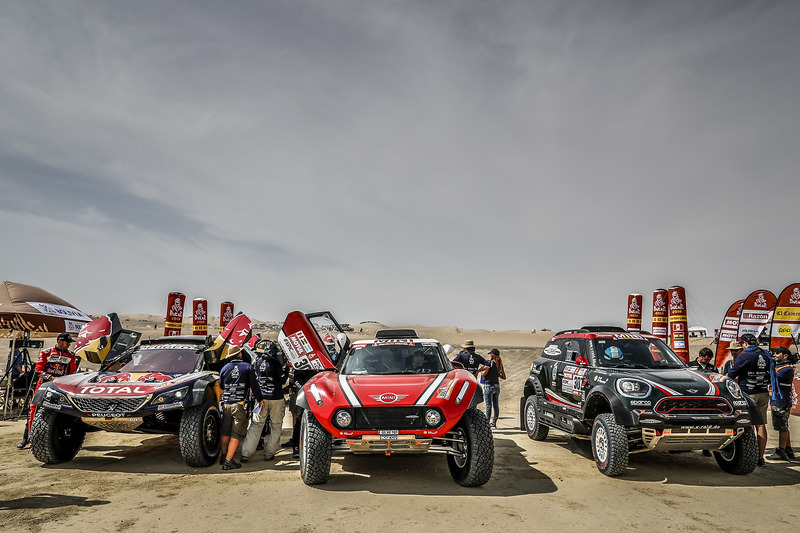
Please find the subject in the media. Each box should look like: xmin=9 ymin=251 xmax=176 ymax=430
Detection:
xmin=279 ymin=311 xmax=494 ymax=487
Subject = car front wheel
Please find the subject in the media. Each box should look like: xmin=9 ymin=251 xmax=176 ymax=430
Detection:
xmin=524 ymin=395 xmax=549 ymax=441
xmin=447 ymin=408 xmax=494 ymax=487
xmin=714 ymin=426 xmax=758 ymax=475
xmin=591 ymin=413 xmax=628 ymax=476
xmin=30 ymin=408 xmax=86 ymax=464
xmin=179 ymin=398 xmax=221 ymax=467
xmin=300 ymin=409 xmax=332 ymax=485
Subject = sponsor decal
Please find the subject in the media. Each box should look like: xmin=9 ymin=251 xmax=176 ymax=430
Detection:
xmin=680 ymin=425 xmax=720 ymax=430
xmin=630 ymin=400 xmax=651 ymax=406
xmin=738 ymin=419 xmax=751 ymax=424
xmin=691 ymin=416 xmax=711 ymax=420
xmin=612 ymin=334 xmax=645 ymax=340
xmin=42 ymin=401 xmax=62 ymax=410
xmin=640 ymin=419 xmax=661 ymax=424
xmin=732 ymin=400 xmax=747 ymax=406
xmin=79 ymin=385 xmax=149 ymax=395
xmin=48 ymin=355 xmax=71 ymax=364
xmin=157 ymin=402 xmax=184 ymax=411
xmin=594 ymin=376 xmax=608 ymax=384
xmin=543 ymin=345 xmax=562 ymax=357
xmin=369 ymin=393 xmax=409 ymax=404
xmin=88 ymin=413 xmax=129 ymax=418
xmin=437 ymin=380 xmax=457 ymax=400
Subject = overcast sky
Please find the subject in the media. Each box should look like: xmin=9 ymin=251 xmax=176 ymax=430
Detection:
xmin=2 ymin=1 xmax=799 ymax=332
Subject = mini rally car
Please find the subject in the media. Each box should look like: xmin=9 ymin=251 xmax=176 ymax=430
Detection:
xmin=279 ymin=311 xmax=494 ymax=486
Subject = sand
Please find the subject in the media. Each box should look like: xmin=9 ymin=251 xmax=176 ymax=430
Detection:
xmin=1 ymin=320 xmax=799 ymax=532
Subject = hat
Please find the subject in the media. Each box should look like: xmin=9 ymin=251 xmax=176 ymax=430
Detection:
xmin=57 ymin=332 xmax=75 ymax=343
xmin=488 ymin=348 xmax=500 ymax=355
xmin=226 ymin=345 xmax=242 ymax=358
xmin=740 ymin=333 xmax=758 ymax=345
xmin=772 ymin=346 xmax=791 ymax=356
xmin=461 ymin=340 xmax=475 ymax=348
xmin=728 ymin=341 xmax=743 ymax=351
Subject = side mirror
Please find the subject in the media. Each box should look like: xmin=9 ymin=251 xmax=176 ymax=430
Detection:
xmin=442 ymin=344 xmax=453 ymax=355
xmin=335 ymin=332 xmax=351 ymax=354
xmin=452 ymin=361 xmax=465 ymax=370
xmin=575 ymin=356 xmax=589 ymax=367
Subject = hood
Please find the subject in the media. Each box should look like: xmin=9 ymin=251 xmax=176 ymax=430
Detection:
xmin=311 ymin=370 xmax=462 ymax=408
xmin=51 ymin=371 xmax=206 ymax=397
xmin=611 ymin=367 xmax=723 ymax=396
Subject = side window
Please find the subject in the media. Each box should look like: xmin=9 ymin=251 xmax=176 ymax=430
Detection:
xmin=563 ymin=340 xmax=582 ymax=362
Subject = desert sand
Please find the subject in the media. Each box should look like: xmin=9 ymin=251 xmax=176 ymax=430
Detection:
xmin=1 ymin=318 xmax=799 ymax=532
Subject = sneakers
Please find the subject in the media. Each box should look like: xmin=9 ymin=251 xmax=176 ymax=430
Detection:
xmin=490 ymin=422 xmax=496 ymax=428
xmin=281 ymin=439 xmax=294 ymax=448
xmin=264 ymin=454 xmax=275 ymax=461
xmin=222 ymin=459 xmax=242 ymax=470
xmin=240 ymin=456 xmax=249 ymax=463
xmin=256 ymin=439 xmax=265 ymax=451
xmin=17 ymin=437 xmax=29 ymax=449
xmin=786 ymin=446 xmax=796 ymax=460
xmin=767 ymin=448 xmax=790 ymax=461
xmin=219 ymin=454 xmax=226 ymax=465
xmin=757 ymin=457 xmax=766 ymax=467
xmin=292 ymin=447 xmax=300 ymax=459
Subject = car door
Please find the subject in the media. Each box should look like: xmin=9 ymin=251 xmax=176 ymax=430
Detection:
xmin=555 ymin=339 xmax=587 ymax=410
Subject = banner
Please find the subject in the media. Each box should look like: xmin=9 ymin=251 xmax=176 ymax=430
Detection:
xmin=652 ymin=289 xmax=668 ymax=342
xmin=769 ymin=283 xmax=800 ymax=351
xmin=737 ymin=289 xmax=776 ymax=341
xmin=715 ymin=299 xmax=745 ymax=369
xmin=164 ymin=292 xmax=185 ymax=336
xmin=668 ymin=286 xmax=689 ymax=363
xmin=192 ymin=298 xmax=208 ymax=336
xmin=627 ymin=293 xmax=642 ymax=332
xmin=220 ymin=301 xmax=235 ymax=332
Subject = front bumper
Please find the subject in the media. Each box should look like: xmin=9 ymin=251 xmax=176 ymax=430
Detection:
xmin=640 ymin=427 xmax=745 ymax=452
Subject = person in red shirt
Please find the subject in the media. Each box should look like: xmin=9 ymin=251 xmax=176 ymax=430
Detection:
xmin=17 ymin=332 xmax=78 ymax=449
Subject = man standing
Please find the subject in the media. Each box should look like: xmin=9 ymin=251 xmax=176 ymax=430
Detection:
xmin=218 ymin=345 xmax=263 ymax=470
xmin=18 ymin=333 xmax=78 ymax=449
xmin=481 ymin=348 xmax=506 ymax=428
xmin=688 ymin=347 xmax=717 ymax=373
xmin=766 ymin=346 xmax=795 ymax=461
xmin=719 ymin=341 xmax=743 ymax=375
xmin=240 ymin=341 xmax=288 ymax=462
xmin=727 ymin=333 xmax=771 ymax=467
xmin=453 ymin=340 xmax=488 ymax=377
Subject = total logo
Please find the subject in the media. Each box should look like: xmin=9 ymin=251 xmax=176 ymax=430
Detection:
xmin=369 ymin=393 xmax=409 ymax=404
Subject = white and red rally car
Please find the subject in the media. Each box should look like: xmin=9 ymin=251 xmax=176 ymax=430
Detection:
xmin=279 ymin=311 xmax=494 ymax=486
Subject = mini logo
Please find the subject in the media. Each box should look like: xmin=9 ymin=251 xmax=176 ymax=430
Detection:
xmin=687 ymin=389 xmax=698 ymax=394
xmin=369 ymin=393 xmax=409 ymax=404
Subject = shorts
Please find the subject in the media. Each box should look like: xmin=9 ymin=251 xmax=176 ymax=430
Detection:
xmin=749 ymin=392 xmax=769 ymax=427
xmin=771 ymin=405 xmax=791 ymax=432
xmin=221 ymin=402 xmax=248 ymax=440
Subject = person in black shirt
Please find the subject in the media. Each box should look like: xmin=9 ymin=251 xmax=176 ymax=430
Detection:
xmin=687 ymin=347 xmax=717 ymax=373
xmin=240 ymin=341 xmax=288 ymax=462
xmin=218 ymin=345 xmax=263 ymax=470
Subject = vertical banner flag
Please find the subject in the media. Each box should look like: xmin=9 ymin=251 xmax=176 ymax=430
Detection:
xmin=220 ymin=301 xmax=234 ymax=332
xmin=769 ymin=283 xmax=800 ymax=351
xmin=192 ymin=298 xmax=208 ymax=336
xmin=652 ymin=289 xmax=668 ymax=342
xmin=737 ymin=289 xmax=776 ymax=341
xmin=668 ymin=286 xmax=689 ymax=363
xmin=164 ymin=292 xmax=186 ymax=336
xmin=627 ymin=293 xmax=643 ymax=332
xmin=715 ymin=299 xmax=745 ymax=368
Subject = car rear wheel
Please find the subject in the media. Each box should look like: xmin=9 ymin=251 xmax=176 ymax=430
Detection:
xmin=447 ymin=408 xmax=494 ymax=487
xmin=300 ymin=409 xmax=332 ymax=485
xmin=524 ymin=395 xmax=549 ymax=441
xmin=714 ymin=427 xmax=758 ymax=475
xmin=591 ymin=413 xmax=628 ymax=476
xmin=179 ymin=398 xmax=221 ymax=467
xmin=30 ymin=408 xmax=86 ymax=464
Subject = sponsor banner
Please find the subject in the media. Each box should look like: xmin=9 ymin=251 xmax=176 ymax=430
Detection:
xmin=715 ymin=299 xmax=744 ymax=369
xmin=792 ymin=377 xmax=800 ymax=416
xmin=220 ymin=301 xmax=234 ymax=332
xmin=26 ymin=301 xmax=91 ymax=322
xmin=627 ymin=293 xmax=642 ymax=332
xmin=737 ymin=289 xmax=776 ymax=340
xmin=652 ymin=289 xmax=668 ymax=342
xmin=668 ymin=286 xmax=690 ymax=363
xmin=770 ymin=283 xmax=800 ymax=351
xmin=164 ymin=292 xmax=185 ymax=336
xmin=192 ymin=298 xmax=208 ymax=336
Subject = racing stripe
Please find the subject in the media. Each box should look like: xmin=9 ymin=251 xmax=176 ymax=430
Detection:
xmin=415 ymin=373 xmax=447 ymax=405
xmin=338 ymin=374 xmax=361 ymax=407
xmin=544 ymin=388 xmax=581 ymax=408
xmin=638 ymin=378 xmax=680 ymax=396
xmin=686 ymin=369 xmax=718 ymax=395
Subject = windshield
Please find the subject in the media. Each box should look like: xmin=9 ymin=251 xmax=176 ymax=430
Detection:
xmin=340 ymin=342 xmax=448 ymax=375
xmin=118 ymin=344 xmax=203 ymax=374
xmin=592 ymin=336 xmax=686 ymax=369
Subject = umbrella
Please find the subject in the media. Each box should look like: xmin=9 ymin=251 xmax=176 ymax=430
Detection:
xmin=0 ymin=280 xmax=91 ymax=334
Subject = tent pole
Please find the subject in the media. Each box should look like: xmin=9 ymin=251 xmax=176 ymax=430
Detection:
xmin=3 ymin=330 xmax=16 ymax=418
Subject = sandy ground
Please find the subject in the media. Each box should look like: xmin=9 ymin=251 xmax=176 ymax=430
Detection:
xmin=2 ymin=326 xmax=799 ymax=532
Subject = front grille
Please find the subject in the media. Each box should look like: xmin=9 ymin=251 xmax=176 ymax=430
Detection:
xmin=354 ymin=407 xmax=425 ymax=429
xmin=655 ymin=397 xmax=732 ymax=415
xmin=70 ymin=396 xmax=149 ymax=413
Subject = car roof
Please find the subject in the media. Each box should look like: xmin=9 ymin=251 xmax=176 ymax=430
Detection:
xmin=551 ymin=329 xmax=658 ymax=340
xmin=352 ymin=338 xmax=441 ymax=346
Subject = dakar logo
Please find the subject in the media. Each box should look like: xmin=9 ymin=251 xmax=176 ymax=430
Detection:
xmin=653 ymin=294 xmax=667 ymax=312
xmin=170 ymin=300 xmax=183 ymax=316
xmin=670 ymin=292 xmax=684 ymax=311
xmin=790 ymin=288 xmax=800 ymax=305
xmin=629 ymin=299 xmax=640 ymax=314
xmin=369 ymin=392 xmax=409 ymax=404
xmin=222 ymin=307 xmax=234 ymax=322
xmin=754 ymin=293 xmax=768 ymax=308
xmin=195 ymin=303 xmax=206 ymax=321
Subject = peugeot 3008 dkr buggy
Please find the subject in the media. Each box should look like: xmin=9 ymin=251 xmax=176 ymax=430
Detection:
xmin=29 ymin=313 xmax=226 ymax=467
xmin=520 ymin=327 xmax=758 ymax=476
xmin=279 ymin=311 xmax=494 ymax=486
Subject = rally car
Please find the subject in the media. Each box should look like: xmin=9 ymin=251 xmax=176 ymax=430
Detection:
xmin=279 ymin=311 xmax=494 ymax=487
xmin=521 ymin=327 xmax=759 ymax=476
xmin=29 ymin=314 xmax=225 ymax=467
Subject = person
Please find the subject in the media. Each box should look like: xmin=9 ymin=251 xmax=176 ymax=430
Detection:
xmin=281 ymin=363 xmax=298 ymax=450
xmin=481 ymin=348 xmax=506 ymax=428
xmin=727 ymin=333 xmax=771 ymax=466
xmin=452 ymin=340 xmax=488 ymax=377
xmin=240 ymin=341 xmax=288 ymax=462
xmin=719 ymin=341 xmax=743 ymax=375
xmin=405 ymin=351 xmax=426 ymax=373
xmin=18 ymin=333 xmax=78 ymax=449
xmin=324 ymin=337 xmax=338 ymax=362
xmin=289 ymin=365 xmax=322 ymax=459
xmin=766 ymin=346 xmax=795 ymax=461
xmin=688 ymin=347 xmax=717 ymax=373
xmin=218 ymin=345 xmax=263 ymax=470
xmin=6 ymin=347 xmax=25 ymax=380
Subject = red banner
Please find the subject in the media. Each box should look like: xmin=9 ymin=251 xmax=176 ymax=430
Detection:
xmin=668 ymin=286 xmax=689 ymax=363
xmin=715 ymin=299 xmax=745 ymax=368
xmin=220 ymin=301 xmax=234 ymax=332
xmin=792 ymin=378 xmax=800 ymax=416
xmin=652 ymin=289 xmax=668 ymax=342
xmin=627 ymin=293 xmax=642 ymax=332
xmin=164 ymin=292 xmax=185 ymax=336
xmin=737 ymin=289 xmax=776 ymax=341
xmin=770 ymin=282 xmax=800 ymax=351
xmin=192 ymin=298 xmax=208 ymax=336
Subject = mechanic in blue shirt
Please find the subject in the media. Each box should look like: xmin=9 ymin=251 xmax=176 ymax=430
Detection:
xmin=766 ymin=346 xmax=795 ymax=461
xmin=727 ymin=333 xmax=771 ymax=466
xmin=218 ymin=345 xmax=263 ymax=470
xmin=240 ymin=341 xmax=288 ymax=462
xmin=452 ymin=340 xmax=488 ymax=377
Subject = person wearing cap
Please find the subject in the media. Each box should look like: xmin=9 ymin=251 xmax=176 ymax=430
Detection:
xmin=688 ymin=347 xmax=717 ymax=373
xmin=324 ymin=336 xmax=338 ymax=362
xmin=218 ymin=344 xmax=264 ymax=470
xmin=727 ymin=333 xmax=771 ymax=466
xmin=17 ymin=332 xmax=78 ymax=449
xmin=480 ymin=349 xmax=506 ymax=428
xmin=767 ymin=346 xmax=795 ymax=461
xmin=452 ymin=340 xmax=488 ymax=377
xmin=718 ymin=341 xmax=743 ymax=375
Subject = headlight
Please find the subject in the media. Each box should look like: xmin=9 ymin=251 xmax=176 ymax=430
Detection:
xmin=335 ymin=409 xmax=353 ymax=428
xmin=616 ymin=379 xmax=652 ymax=398
xmin=44 ymin=389 xmax=67 ymax=405
xmin=725 ymin=379 xmax=742 ymax=399
xmin=425 ymin=409 xmax=442 ymax=427
xmin=152 ymin=386 xmax=189 ymax=405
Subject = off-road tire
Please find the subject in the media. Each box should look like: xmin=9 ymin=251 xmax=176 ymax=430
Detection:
xmin=714 ymin=426 xmax=758 ymax=475
xmin=524 ymin=395 xmax=550 ymax=441
xmin=179 ymin=398 xmax=221 ymax=467
xmin=30 ymin=408 xmax=86 ymax=464
xmin=300 ymin=409 xmax=332 ymax=485
xmin=591 ymin=413 xmax=628 ymax=476
xmin=447 ymin=408 xmax=494 ymax=487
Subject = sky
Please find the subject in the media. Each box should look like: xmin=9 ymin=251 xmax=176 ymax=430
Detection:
xmin=1 ymin=1 xmax=799 ymax=332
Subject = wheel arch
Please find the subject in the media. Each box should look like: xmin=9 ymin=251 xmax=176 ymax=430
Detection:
xmin=584 ymin=387 xmax=634 ymax=426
